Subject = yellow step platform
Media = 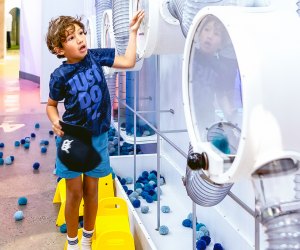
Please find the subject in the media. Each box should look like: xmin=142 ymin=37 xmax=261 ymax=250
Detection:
xmin=53 ymin=173 xmax=115 ymax=226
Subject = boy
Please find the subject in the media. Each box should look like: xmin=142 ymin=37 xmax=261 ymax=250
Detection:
xmin=45 ymin=10 xmax=144 ymax=250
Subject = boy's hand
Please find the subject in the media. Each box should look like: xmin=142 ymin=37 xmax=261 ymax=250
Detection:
xmin=52 ymin=120 xmax=64 ymax=137
xmin=129 ymin=10 xmax=145 ymax=33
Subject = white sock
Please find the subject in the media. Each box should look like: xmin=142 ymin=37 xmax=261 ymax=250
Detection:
xmin=81 ymin=228 xmax=94 ymax=250
xmin=67 ymin=235 xmax=80 ymax=250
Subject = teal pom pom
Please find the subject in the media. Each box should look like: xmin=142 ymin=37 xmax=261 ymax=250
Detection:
xmin=211 ymin=135 xmax=230 ymax=154
xmin=34 ymin=123 xmax=40 ymax=129
xmin=14 ymin=141 xmax=20 ymax=147
xmin=14 ymin=210 xmax=24 ymax=221
xmin=213 ymin=243 xmax=224 ymax=250
xmin=60 ymin=224 xmax=67 ymax=233
xmin=196 ymin=223 xmax=206 ymax=231
xmin=125 ymin=176 xmax=133 ymax=184
xmin=141 ymin=206 xmax=149 ymax=214
xmin=159 ymin=225 xmax=169 ymax=235
xmin=161 ymin=205 xmax=170 ymax=213
xmin=148 ymin=173 xmax=156 ymax=181
xmin=199 ymin=226 xmax=210 ymax=237
xmin=18 ymin=197 xmax=28 ymax=206
xmin=0 ymin=152 xmax=2 ymax=158
xmin=0 ymin=158 xmax=4 ymax=165
xmin=24 ymin=143 xmax=30 ymax=149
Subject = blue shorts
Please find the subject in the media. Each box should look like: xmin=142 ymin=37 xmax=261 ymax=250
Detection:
xmin=55 ymin=132 xmax=112 ymax=179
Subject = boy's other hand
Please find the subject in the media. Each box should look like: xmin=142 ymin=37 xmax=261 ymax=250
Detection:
xmin=52 ymin=120 xmax=64 ymax=137
xmin=130 ymin=10 xmax=145 ymax=33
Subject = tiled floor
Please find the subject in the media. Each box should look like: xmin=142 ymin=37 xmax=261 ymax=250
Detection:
xmin=0 ymin=50 xmax=66 ymax=249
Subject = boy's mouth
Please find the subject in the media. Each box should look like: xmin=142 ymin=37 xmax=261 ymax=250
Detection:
xmin=79 ymin=45 xmax=86 ymax=52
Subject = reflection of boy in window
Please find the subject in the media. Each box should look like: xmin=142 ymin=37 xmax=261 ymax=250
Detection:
xmin=192 ymin=15 xmax=239 ymax=124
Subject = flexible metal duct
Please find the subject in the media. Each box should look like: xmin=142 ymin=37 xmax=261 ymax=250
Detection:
xmin=112 ymin=0 xmax=130 ymax=55
xmin=95 ymin=0 xmax=112 ymax=47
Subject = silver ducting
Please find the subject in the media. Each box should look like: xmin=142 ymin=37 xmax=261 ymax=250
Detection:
xmin=112 ymin=0 xmax=130 ymax=55
xmin=95 ymin=0 xmax=112 ymax=47
xmin=252 ymin=159 xmax=300 ymax=249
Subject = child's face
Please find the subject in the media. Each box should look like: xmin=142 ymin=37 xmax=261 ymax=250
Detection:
xmin=58 ymin=24 xmax=87 ymax=64
xmin=199 ymin=21 xmax=223 ymax=55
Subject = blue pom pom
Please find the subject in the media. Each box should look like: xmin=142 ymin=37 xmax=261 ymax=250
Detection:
xmin=200 ymin=236 xmax=211 ymax=246
xmin=135 ymin=183 xmax=143 ymax=189
xmin=0 ymin=158 xmax=4 ymax=165
xmin=182 ymin=219 xmax=192 ymax=228
xmin=10 ymin=156 xmax=14 ymax=162
xmin=0 ymin=152 xmax=2 ymax=158
xmin=161 ymin=206 xmax=170 ymax=213
xmin=79 ymin=220 xmax=84 ymax=228
xmin=60 ymin=224 xmax=67 ymax=233
xmin=24 ymin=143 xmax=30 ymax=149
xmin=132 ymin=199 xmax=141 ymax=208
xmin=14 ymin=141 xmax=20 ymax=147
xmin=14 ymin=210 xmax=24 ymax=221
xmin=135 ymin=188 xmax=143 ymax=194
xmin=49 ymin=130 xmax=54 ymax=135
xmin=159 ymin=225 xmax=169 ymax=235
xmin=145 ymin=195 xmax=153 ymax=203
xmin=120 ymin=178 xmax=126 ymax=185
xmin=41 ymin=146 xmax=47 ymax=153
xmin=196 ymin=239 xmax=207 ymax=250
xmin=141 ymin=206 xmax=149 ymax=214
xmin=125 ymin=176 xmax=133 ymax=184
xmin=34 ymin=123 xmax=40 ymax=129
xmin=30 ymin=133 xmax=36 ymax=138
xmin=148 ymin=173 xmax=156 ymax=181
xmin=32 ymin=162 xmax=40 ymax=170
xmin=20 ymin=139 xmax=26 ymax=144
xmin=152 ymin=193 xmax=158 ymax=201
xmin=144 ymin=183 xmax=152 ymax=192
xmin=213 ymin=243 xmax=224 ymax=250
xmin=127 ymin=189 xmax=133 ymax=196
xmin=211 ymin=134 xmax=230 ymax=154
xmin=25 ymin=137 xmax=31 ymax=143
xmin=0 ymin=142 xmax=4 ymax=148
xmin=5 ymin=156 xmax=12 ymax=165
xmin=18 ymin=197 xmax=28 ymax=206
xmin=142 ymin=171 xmax=149 ymax=178
xmin=150 ymin=170 xmax=157 ymax=176
xmin=129 ymin=191 xmax=139 ymax=199
xmin=122 ymin=185 xmax=128 ymax=192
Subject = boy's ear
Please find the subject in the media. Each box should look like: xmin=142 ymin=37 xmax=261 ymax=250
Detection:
xmin=54 ymin=47 xmax=64 ymax=56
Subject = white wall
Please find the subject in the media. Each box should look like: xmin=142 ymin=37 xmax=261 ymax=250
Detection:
xmin=20 ymin=0 xmax=41 ymax=80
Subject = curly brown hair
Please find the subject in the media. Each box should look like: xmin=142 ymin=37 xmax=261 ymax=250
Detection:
xmin=45 ymin=16 xmax=86 ymax=58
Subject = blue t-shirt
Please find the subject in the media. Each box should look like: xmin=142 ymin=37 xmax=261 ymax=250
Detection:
xmin=49 ymin=48 xmax=115 ymax=135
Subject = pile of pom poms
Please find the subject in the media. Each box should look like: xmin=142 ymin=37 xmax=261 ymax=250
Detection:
xmin=182 ymin=213 xmax=224 ymax=250
xmin=14 ymin=196 xmax=28 ymax=221
xmin=117 ymin=170 xmax=166 ymax=209
xmin=0 ymin=153 xmax=15 ymax=166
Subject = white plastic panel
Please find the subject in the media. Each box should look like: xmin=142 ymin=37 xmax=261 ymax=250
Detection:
xmin=86 ymin=15 xmax=97 ymax=49
xmin=182 ymin=6 xmax=300 ymax=183
xmin=129 ymin=0 xmax=185 ymax=58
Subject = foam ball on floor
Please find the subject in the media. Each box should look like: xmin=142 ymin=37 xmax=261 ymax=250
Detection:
xmin=32 ymin=162 xmax=40 ymax=170
xmin=132 ymin=199 xmax=141 ymax=208
xmin=141 ymin=206 xmax=149 ymax=214
xmin=25 ymin=137 xmax=31 ymax=143
xmin=159 ymin=225 xmax=169 ymax=235
xmin=0 ymin=143 xmax=4 ymax=148
xmin=14 ymin=210 xmax=24 ymax=221
xmin=43 ymin=140 xmax=49 ymax=146
xmin=41 ymin=146 xmax=47 ymax=153
xmin=49 ymin=130 xmax=54 ymax=135
xmin=18 ymin=197 xmax=28 ymax=206
xmin=5 ymin=157 xmax=12 ymax=165
xmin=30 ymin=133 xmax=36 ymax=138
xmin=14 ymin=141 xmax=20 ymax=147
xmin=60 ymin=224 xmax=67 ymax=233
xmin=0 ymin=158 xmax=4 ymax=165
xmin=0 ymin=152 xmax=2 ymax=158
xmin=196 ymin=239 xmax=207 ymax=250
xmin=200 ymin=236 xmax=211 ymax=246
xmin=182 ymin=218 xmax=192 ymax=228
xmin=34 ymin=123 xmax=40 ymax=129
xmin=20 ymin=139 xmax=26 ymax=145
xmin=24 ymin=143 xmax=30 ymax=149
xmin=213 ymin=243 xmax=224 ymax=250
xmin=10 ymin=156 xmax=14 ymax=162
xmin=161 ymin=206 xmax=170 ymax=213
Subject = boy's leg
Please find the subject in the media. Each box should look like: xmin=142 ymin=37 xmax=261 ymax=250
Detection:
xmin=81 ymin=175 xmax=99 ymax=249
xmin=65 ymin=176 xmax=83 ymax=249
